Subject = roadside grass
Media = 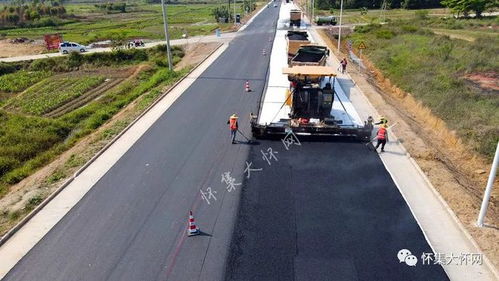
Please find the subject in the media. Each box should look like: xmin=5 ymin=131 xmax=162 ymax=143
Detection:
xmin=0 ymin=71 xmax=51 ymax=93
xmin=316 ymin=8 xmax=452 ymax=24
xmin=346 ymin=20 xmax=499 ymax=158
xmin=0 ymin=3 xmax=251 ymax=44
xmin=0 ymin=46 xmax=187 ymax=193
xmin=6 ymin=75 xmax=105 ymax=115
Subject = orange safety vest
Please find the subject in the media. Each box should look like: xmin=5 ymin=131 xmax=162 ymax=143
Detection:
xmin=229 ymin=118 xmax=238 ymax=130
xmin=377 ymin=127 xmax=387 ymax=140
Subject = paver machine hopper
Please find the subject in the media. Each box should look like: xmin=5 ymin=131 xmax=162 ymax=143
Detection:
xmin=251 ymin=66 xmax=373 ymax=140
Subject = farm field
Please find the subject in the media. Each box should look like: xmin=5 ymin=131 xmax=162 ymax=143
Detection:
xmin=0 ymin=3 xmax=254 ymax=45
xmin=6 ymin=75 xmax=105 ymax=115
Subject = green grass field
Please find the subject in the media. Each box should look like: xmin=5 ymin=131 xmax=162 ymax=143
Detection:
xmin=0 ymin=3 xmax=251 ymax=44
xmin=345 ymin=19 xmax=498 ymax=158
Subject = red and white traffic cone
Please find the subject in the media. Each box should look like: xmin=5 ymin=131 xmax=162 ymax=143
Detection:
xmin=245 ymin=80 xmax=251 ymax=92
xmin=262 ymin=49 xmax=266 ymax=56
xmin=187 ymin=210 xmax=200 ymax=236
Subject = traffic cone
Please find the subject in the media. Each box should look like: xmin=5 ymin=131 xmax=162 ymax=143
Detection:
xmin=262 ymin=49 xmax=266 ymax=56
xmin=187 ymin=210 xmax=200 ymax=236
xmin=245 ymin=80 xmax=251 ymax=92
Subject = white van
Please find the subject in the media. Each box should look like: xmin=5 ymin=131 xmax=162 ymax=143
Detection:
xmin=59 ymin=42 xmax=87 ymax=54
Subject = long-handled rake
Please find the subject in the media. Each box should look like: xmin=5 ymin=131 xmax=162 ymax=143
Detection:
xmin=237 ymin=129 xmax=255 ymax=144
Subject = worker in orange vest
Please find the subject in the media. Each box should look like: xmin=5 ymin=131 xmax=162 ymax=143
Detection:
xmin=375 ymin=124 xmax=388 ymax=152
xmin=227 ymin=114 xmax=239 ymax=144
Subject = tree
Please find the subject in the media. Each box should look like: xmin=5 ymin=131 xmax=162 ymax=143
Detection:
xmin=403 ymin=0 xmax=442 ymax=9
xmin=441 ymin=0 xmax=497 ymax=17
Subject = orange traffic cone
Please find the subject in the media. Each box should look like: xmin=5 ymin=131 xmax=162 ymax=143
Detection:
xmin=245 ymin=80 xmax=251 ymax=92
xmin=187 ymin=210 xmax=200 ymax=236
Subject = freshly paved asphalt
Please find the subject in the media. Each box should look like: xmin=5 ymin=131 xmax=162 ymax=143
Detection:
xmin=3 ymin=3 xmax=449 ymax=281
xmin=2 ymin=5 xmax=280 ymax=281
xmin=225 ymin=140 xmax=450 ymax=281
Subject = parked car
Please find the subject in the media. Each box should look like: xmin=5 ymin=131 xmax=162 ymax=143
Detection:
xmin=59 ymin=42 xmax=87 ymax=54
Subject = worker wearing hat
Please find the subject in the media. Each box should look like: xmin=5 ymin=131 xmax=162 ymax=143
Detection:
xmin=375 ymin=116 xmax=388 ymax=126
xmin=227 ymin=114 xmax=239 ymax=144
xmin=375 ymin=124 xmax=388 ymax=152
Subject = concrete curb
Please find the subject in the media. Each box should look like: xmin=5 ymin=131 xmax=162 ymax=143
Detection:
xmin=0 ymin=43 xmax=224 ymax=247
xmin=407 ymin=155 xmax=499 ymax=279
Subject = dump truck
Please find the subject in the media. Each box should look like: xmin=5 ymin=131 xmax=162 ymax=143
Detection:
xmin=289 ymin=45 xmax=329 ymax=66
xmin=251 ymin=66 xmax=373 ymax=140
xmin=286 ymin=31 xmax=310 ymax=58
xmin=315 ymin=16 xmax=337 ymax=26
xmin=290 ymin=9 xmax=302 ymax=27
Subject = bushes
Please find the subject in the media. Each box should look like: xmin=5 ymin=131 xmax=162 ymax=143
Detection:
xmin=355 ymin=23 xmax=381 ymax=33
xmin=415 ymin=10 xmax=429 ymax=20
xmin=375 ymin=29 xmax=395 ymax=39
xmin=349 ymin=21 xmax=499 ymax=158
xmin=401 ymin=25 xmax=419 ymax=33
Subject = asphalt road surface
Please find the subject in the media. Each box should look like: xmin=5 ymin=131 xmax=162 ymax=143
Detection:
xmin=2 ymin=4 xmax=280 ymax=281
xmin=225 ymin=140 xmax=450 ymax=281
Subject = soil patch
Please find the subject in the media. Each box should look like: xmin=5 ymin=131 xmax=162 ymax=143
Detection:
xmin=463 ymin=72 xmax=499 ymax=92
xmin=0 ymin=39 xmax=47 ymax=58
xmin=175 ymin=42 xmax=221 ymax=70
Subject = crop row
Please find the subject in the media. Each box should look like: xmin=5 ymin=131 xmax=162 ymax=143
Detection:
xmin=8 ymin=75 xmax=105 ymax=115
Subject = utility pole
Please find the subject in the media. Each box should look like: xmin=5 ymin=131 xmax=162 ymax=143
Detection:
xmin=337 ymin=0 xmax=344 ymax=52
xmin=477 ymin=142 xmax=499 ymax=227
xmin=311 ymin=0 xmax=314 ymax=24
xmin=160 ymin=0 xmax=173 ymax=70
xmin=234 ymin=0 xmax=236 ymax=23
xmin=380 ymin=0 xmax=387 ymax=24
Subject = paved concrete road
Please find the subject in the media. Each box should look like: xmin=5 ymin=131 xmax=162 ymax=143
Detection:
xmin=225 ymin=140 xmax=450 ymax=281
xmin=2 ymin=5 xmax=279 ymax=281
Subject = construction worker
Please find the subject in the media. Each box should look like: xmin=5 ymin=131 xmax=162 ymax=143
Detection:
xmin=249 ymin=112 xmax=257 ymax=125
xmin=340 ymin=58 xmax=348 ymax=74
xmin=375 ymin=116 xmax=388 ymax=126
xmin=375 ymin=124 xmax=388 ymax=152
xmin=227 ymin=114 xmax=239 ymax=144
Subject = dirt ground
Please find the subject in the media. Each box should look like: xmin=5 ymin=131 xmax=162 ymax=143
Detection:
xmin=318 ymin=30 xmax=499 ymax=271
xmin=175 ymin=42 xmax=221 ymax=70
xmin=0 ymin=42 xmax=220 ymax=235
xmin=463 ymin=72 xmax=499 ymax=92
xmin=0 ymin=39 xmax=47 ymax=58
